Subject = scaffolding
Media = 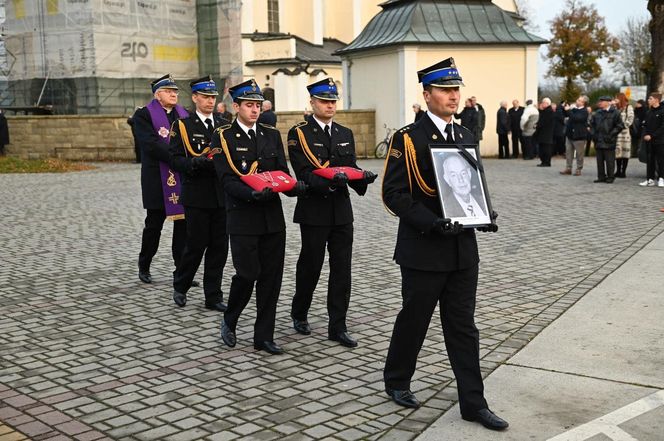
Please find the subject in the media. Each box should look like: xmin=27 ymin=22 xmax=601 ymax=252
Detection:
xmin=1 ymin=0 xmax=243 ymax=115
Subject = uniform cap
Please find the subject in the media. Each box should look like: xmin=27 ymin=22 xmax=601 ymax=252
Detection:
xmin=151 ymin=74 xmax=178 ymax=93
xmin=190 ymin=75 xmax=218 ymax=96
xmin=228 ymin=79 xmax=264 ymax=102
xmin=307 ymin=77 xmax=339 ymax=101
xmin=417 ymin=58 xmax=464 ymax=88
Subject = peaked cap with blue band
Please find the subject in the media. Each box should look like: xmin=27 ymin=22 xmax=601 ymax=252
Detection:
xmin=151 ymin=74 xmax=178 ymax=93
xmin=417 ymin=58 xmax=464 ymax=88
xmin=307 ymin=77 xmax=340 ymax=101
xmin=190 ymin=75 xmax=218 ymax=96
xmin=228 ymin=79 xmax=264 ymax=102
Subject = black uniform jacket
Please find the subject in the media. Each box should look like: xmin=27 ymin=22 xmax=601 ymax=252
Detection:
xmin=211 ymin=120 xmax=290 ymax=235
xmin=169 ymin=111 xmax=229 ymax=208
xmin=644 ymin=105 xmax=664 ymax=146
xmin=287 ymin=115 xmax=367 ymax=226
xmin=135 ymin=106 xmax=180 ymax=209
xmin=382 ymin=113 xmax=479 ymax=272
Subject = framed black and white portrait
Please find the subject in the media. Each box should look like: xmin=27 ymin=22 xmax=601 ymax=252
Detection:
xmin=429 ymin=145 xmax=493 ymax=227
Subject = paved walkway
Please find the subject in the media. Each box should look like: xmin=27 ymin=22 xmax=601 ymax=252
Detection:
xmin=1 ymin=156 xmax=663 ymax=440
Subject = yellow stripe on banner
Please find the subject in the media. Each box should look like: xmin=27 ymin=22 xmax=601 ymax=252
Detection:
xmin=153 ymin=46 xmax=198 ymax=62
xmin=13 ymin=0 xmax=25 ymax=19
xmin=47 ymin=0 xmax=58 ymax=14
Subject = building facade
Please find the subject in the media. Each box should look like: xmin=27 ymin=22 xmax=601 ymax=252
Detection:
xmin=336 ymin=0 xmax=546 ymax=156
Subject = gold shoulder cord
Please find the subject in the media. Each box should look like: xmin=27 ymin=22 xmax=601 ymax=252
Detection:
xmin=178 ymin=120 xmax=210 ymax=157
xmin=296 ymin=127 xmax=329 ymax=169
xmin=218 ymin=127 xmax=259 ymax=176
xmin=403 ymin=133 xmax=436 ymax=196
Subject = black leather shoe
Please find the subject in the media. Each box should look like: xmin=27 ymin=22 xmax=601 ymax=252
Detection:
xmin=293 ymin=319 xmax=311 ymax=335
xmin=191 ymin=280 xmax=200 ymax=287
xmin=462 ymin=408 xmax=509 ymax=431
xmin=220 ymin=320 xmax=236 ymax=347
xmin=385 ymin=388 xmax=420 ymax=409
xmin=173 ymin=290 xmax=187 ymax=307
xmin=605 ymin=177 xmax=615 ymax=183
xmin=205 ymin=301 xmax=227 ymax=312
xmin=253 ymin=340 xmax=284 ymax=355
xmin=593 ymin=178 xmax=606 ymax=183
xmin=138 ymin=271 xmax=152 ymax=284
xmin=536 ymin=163 xmax=551 ymax=167
xmin=329 ymin=331 xmax=358 ymax=348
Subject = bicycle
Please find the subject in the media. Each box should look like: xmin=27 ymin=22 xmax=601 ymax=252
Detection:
xmin=374 ymin=123 xmax=395 ymax=159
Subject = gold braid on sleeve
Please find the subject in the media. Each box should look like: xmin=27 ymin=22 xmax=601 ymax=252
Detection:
xmin=179 ymin=120 xmax=210 ymax=157
xmin=296 ymin=127 xmax=330 ymax=169
xmin=218 ymin=128 xmax=258 ymax=176
xmin=403 ymin=133 xmax=436 ymax=197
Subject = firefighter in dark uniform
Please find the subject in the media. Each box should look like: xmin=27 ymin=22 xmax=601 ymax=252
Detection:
xmin=381 ymin=59 xmax=508 ymax=431
xmin=212 ymin=79 xmax=305 ymax=355
xmin=287 ymin=78 xmax=378 ymax=348
xmin=169 ymin=75 xmax=230 ymax=311
xmin=135 ymin=74 xmax=187 ymax=284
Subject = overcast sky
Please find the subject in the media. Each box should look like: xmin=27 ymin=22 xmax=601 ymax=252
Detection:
xmin=525 ymin=0 xmax=651 ymax=83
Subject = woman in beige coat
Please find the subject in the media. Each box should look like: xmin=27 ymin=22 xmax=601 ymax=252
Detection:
xmin=615 ymin=93 xmax=634 ymax=178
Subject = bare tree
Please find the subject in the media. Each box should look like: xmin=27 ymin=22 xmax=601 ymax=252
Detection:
xmin=515 ymin=0 xmax=540 ymax=33
xmin=648 ymin=0 xmax=664 ymax=93
xmin=613 ymin=17 xmax=652 ymax=85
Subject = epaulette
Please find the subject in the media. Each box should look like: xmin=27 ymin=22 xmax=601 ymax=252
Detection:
xmin=294 ymin=120 xmax=308 ymax=128
xmin=397 ymin=123 xmax=415 ymax=134
xmin=258 ymin=122 xmax=277 ymax=130
xmin=215 ymin=124 xmax=231 ymax=134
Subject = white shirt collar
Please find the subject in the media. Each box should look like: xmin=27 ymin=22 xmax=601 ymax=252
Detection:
xmin=426 ymin=111 xmax=455 ymax=141
xmin=312 ymin=114 xmax=333 ymax=132
xmin=236 ymin=119 xmax=257 ymax=137
xmin=196 ymin=110 xmax=213 ymax=125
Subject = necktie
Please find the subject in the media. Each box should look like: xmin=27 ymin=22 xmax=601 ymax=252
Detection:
xmin=204 ymin=118 xmax=213 ymax=132
xmin=444 ymin=123 xmax=454 ymax=141
xmin=467 ymin=205 xmax=475 ymax=216
xmin=248 ymin=129 xmax=256 ymax=147
xmin=324 ymin=124 xmax=331 ymax=140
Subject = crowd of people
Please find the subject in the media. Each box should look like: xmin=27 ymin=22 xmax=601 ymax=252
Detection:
xmin=441 ymin=92 xmax=663 ymax=185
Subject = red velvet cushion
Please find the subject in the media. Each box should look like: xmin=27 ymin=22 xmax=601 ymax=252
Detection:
xmin=240 ymin=170 xmax=297 ymax=192
xmin=312 ymin=166 xmax=365 ymax=181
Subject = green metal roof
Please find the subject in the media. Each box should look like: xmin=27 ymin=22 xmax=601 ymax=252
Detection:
xmin=335 ymin=0 xmax=547 ymax=56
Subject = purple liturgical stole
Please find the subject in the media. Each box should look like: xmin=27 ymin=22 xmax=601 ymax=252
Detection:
xmin=146 ymin=99 xmax=188 ymax=220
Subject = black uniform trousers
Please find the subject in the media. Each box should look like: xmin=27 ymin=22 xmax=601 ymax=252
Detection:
xmin=138 ymin=209 xmax=186 ymax=272
xmin=291 ymin=223 xmax=353 ymax=333
xmin=539 ymin=143 xmax=553 ymax=165
xmin=384 ymin=264 xmax=487 ymax=417
xmin=224 ymin=231 xmax=286 ymax=343
xmin=511 ymin=131 xmax=521 ymax=158
xmin=497 ymin=134 xmax=509 ymax=158
xmin=173 ymin=206 xmax=228 ymax=302
xmin=646 ymin=143 xmax=664 ymax=180
xmin=596 ymin=149 xmax=616 ymax=180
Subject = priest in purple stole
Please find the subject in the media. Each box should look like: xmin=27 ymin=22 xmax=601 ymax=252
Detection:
xmin=134 ymin=74 xmax=189 ymax=284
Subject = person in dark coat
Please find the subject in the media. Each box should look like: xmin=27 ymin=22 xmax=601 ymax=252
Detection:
xmin=213 ymin=79 xmax=305 ymax=355
xmin=590 ymin=96 xmax=624 ymax=183
xmin=257 ymin=100 xmax=277 ymax=126
xmin=640 ymin=93 xmax=664 ymax=187
xmin=456 ymin=98 xmax=478 ymax=135
xmin=632 ymin=99 xmax=647 ymax=160
xmin=135 ymin=74 xmax=189 ymax=284
xmin=496 ymin=101 xmax=510 ymax=159
xmin=287 ymin=77 xmax=377 ymax=348
xmin=169 ymin=75 xmax=230 ymax=312
xmin=413 ymin=103 xmax=425 ymax=122
xmin=127 ymin=108 xmax=142 ymax=163
xmin=536 ymin=98 xmax=555 ymax=167
xmin=560 ymin=95 xmax=590 ymax=176
xmin=0 ymin=110 xmax=9 ymax=156
xmin=553 ymin=102 xmax=567 ymax=156
xmin=470 ymin=96 xmax=485 ymax=147
xmin=216 ymin=102 xmax=233 ymax=122
xmin=508 ymin=100 xmax=524 ymax=158
xmin=381 ymin=58 xmax=507 ymax=431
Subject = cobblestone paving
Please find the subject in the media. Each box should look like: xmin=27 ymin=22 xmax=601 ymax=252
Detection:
xmin=1 ymin=157 xmax=663 ymax=440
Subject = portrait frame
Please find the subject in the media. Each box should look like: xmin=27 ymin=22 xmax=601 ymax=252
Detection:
xmin=429 ymin=144 xmax=495 ymax=228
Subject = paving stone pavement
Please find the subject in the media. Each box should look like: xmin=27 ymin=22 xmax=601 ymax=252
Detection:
xmin=1 ymin=156 xmax=664 ymax=441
